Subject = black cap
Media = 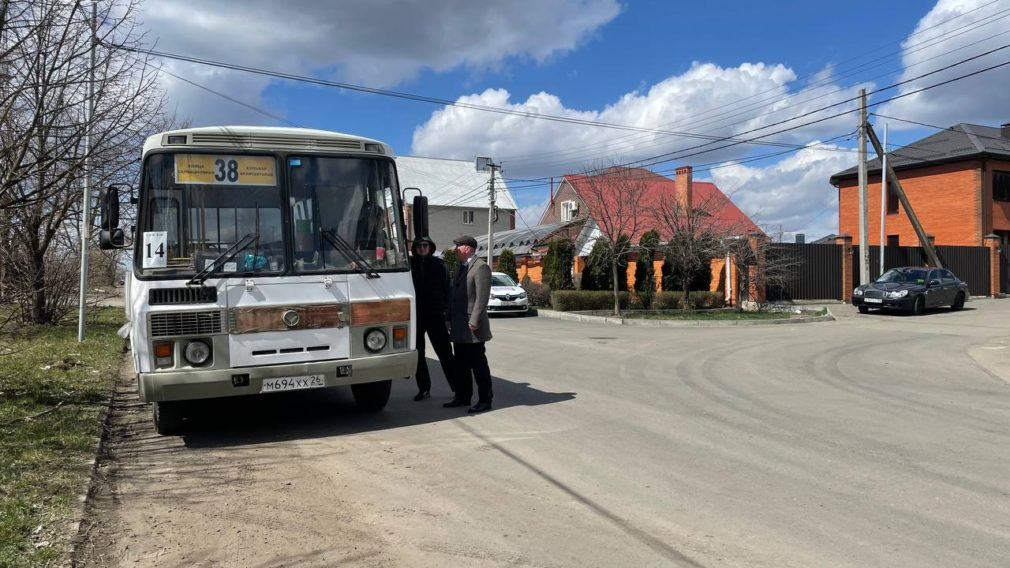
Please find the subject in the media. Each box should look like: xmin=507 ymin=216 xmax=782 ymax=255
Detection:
xmin=453 ymin=235 xmax=478 ymax=248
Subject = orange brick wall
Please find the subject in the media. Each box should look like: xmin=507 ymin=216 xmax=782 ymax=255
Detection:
xmin=838 ymin=160 xmax=983 ymax=246
xmin=518 ymin=263 xmax=543 ymax=284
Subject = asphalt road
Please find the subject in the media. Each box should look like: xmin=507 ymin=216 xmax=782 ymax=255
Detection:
xmin=77 ymin=300 xmax=1010 ymax=567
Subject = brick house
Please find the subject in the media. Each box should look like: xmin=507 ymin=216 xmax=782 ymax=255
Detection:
xmin=829 ymin=122 xmax=1010 ymax=250
xmin=537 ymin=166 xmax=761 ymax=296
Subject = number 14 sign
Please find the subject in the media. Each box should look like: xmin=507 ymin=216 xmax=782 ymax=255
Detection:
xmin=143 ymin=231 xmax=168 ymax=268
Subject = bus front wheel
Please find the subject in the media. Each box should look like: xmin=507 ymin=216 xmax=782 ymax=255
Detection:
xmin=351 ymin=380 xmax=392 ymax=411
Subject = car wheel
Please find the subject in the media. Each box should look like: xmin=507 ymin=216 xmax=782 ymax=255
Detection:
xmin=153 ymin=401 xmax=184 ymax=435
xmin=351 ymin=379 xmax=391 ymax=411
xmin=951 ymin=292 xmax=965 ymax=311
xmin=910 ymin=295 xmax=925 ymax=316
xmin=857 ymin=305 xmax=869 ymax=314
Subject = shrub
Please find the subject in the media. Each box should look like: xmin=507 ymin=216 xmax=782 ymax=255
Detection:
xmin=542 ymin=237 xmax=575 ymax=290
xmin=580 ymin=239 xmax=611 ymax=290
xmin=634 ymin=230 xmax=660 ymax=309
xmin=651 ymin=291 xmax=726 ymax=309
xmin=497 ymin=249 xmax=518 ymax=281
xmin=550 ymin=290 xmax=631 ymax=312
xmin=441 ymin=248 xmax=459 ymax=276
xmin=523 ymin=281 xmax=552 ymax=307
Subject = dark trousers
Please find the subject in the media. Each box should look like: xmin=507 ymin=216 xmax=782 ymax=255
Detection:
xmin=453 ymin=341 xmax=492 ymax=404
xmin=415 ymin=315 xmax=455 ymax=394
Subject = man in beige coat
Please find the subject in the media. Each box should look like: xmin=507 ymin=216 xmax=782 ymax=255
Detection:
xmin=443 ymin=235 xmax=493 ymax=413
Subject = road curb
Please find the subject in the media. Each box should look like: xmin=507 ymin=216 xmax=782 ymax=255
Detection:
xmin=532 ymin=308 xmax=836 ymax=326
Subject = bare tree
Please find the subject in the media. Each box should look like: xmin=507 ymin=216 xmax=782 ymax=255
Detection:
xmin=655 ymin=187 xmax=754 ymax=308
xmin=575 ymin=165 xmax=652 ymax=315
xmin=0 ymin=0 xmax=170 ymax=324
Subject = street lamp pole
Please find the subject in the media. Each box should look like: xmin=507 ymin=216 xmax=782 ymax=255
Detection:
xmin=77 ymin=2 xmax=96 ymax=342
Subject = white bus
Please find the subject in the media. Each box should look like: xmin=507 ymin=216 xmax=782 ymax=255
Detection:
xmin=99 ymin=126 xmax=427 ymax=435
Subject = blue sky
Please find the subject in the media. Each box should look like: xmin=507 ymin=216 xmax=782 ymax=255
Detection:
xmin=138 ymin=0 xmax=1010 ymax=239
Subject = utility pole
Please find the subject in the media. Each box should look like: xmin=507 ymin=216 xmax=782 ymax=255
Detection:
xmin=857 ymin=88 xmax=869 ymax=286
xmin=865 ymin=123 xmax=942 ymax=268
xmin=880 ymin=123 xmax=887 ymax=276
xmin=78 ymin=2 xmax=96 ymax=342
xmin=486 ymin=162 xmax=498 ymax=266
xmin=475 ymin=156 xmax=499 ymax=266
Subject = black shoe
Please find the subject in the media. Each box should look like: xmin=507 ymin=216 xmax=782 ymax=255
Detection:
xmin=468 ymin=401 xmax=492 ymax=413
xmin=443 ymin=399 xmax=470 ymax=408
xmin=413 ymin=391 xmax=430 ymax=401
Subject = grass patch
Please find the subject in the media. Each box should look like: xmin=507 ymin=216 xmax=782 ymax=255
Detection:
xmin=622 ymin=310 xmax=792 ymax=320
xmin=0 ymin=308 xmax=125 ymax=567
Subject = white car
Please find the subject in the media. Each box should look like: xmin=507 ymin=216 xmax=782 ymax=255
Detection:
xmin=488 ymin=272 xmax=529 ymax=315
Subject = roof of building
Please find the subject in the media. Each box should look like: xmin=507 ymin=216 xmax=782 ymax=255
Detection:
xmin=557 ymin=167 xmax=761 ymax=242
xmin=395 ymin=156 xmax=517 ymax=210
xmin=829 ymin=123 xmax=1010 ymax=184
xmin=474 ymin=222 xmax=569 ymax=256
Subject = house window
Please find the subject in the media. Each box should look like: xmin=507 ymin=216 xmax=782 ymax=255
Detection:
xmin=462 ymin=210 xmax=474 ymax=224
xmin=561 ymin=200 xmax=578 ymax=221
xmin=994 ymin=171 xmax=1010 ymax=202
xmin=887 ymin=235 xmax=899 ymax=247
xmin=887 ymin=185 xmax=899 ymax=214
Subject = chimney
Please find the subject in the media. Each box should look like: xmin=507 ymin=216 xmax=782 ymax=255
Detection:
xmin=795 ymin=233 xmax=805 ymax=244
xmin=675 ymin=165 xmax=692 ymax=211
xmin=1002 ymin=123 xmax=1010 ymax=139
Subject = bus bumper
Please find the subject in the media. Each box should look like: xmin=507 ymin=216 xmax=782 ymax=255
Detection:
xmin=138 ymin=351 xmax=417 ymax=403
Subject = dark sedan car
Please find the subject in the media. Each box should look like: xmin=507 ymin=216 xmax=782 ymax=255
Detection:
xmin=852 ymin=267 xmax=969 ymax=315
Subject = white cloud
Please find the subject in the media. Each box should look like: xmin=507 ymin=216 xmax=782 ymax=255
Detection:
xmin=138 ymin=0 xmax=621 ymax=125
xmin=708 ymin=145 xmax=854 ymax=240
xmin=515 ymin=199 xmax=550 ymax=229
xmin=411 ymin=62 xmax=865 ymax=179
xmin=879 ymin=0 xmax=1010 ymax=127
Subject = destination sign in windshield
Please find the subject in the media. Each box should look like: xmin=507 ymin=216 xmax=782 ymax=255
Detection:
xmin=175 ymin=154 xmax=276 ymax=186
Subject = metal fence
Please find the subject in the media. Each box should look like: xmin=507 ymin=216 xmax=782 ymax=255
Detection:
xmin=765 ymin=243 xmax=842 ymax=301
xmin=850 ymin=245 xmax=991 ymax=296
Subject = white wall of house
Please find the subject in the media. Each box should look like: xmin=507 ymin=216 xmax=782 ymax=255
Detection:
xmin=396 ymin=156 xmax=517 ymax=252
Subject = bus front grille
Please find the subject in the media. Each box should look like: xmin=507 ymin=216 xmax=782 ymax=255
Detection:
xmin=149 ymin=310 xmax=224 ymax=338
xmin=149 ymin=287 xmax=217 ymax=305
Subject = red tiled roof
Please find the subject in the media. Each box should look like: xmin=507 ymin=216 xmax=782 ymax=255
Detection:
xmin=563 ymin=167 xmax=762 ymax=243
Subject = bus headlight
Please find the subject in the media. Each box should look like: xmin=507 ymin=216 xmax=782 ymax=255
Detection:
xmin=184 ymin=340 xmax=212 ymax=365
xmin=364 ymin=329 xmax=387 ymax=352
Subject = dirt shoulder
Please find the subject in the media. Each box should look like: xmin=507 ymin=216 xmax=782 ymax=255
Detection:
xmin=72 ymin=364 xmax=396 ymax=567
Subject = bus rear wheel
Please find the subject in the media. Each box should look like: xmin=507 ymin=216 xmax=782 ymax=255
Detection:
xmin=351 ymin=380 xmax=392 ymax=411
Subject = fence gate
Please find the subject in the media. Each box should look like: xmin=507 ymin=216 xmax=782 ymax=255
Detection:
xmin=765 ymin=243 xmax=842 ymax=301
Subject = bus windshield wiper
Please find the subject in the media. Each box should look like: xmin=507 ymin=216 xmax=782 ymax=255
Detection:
xmin=187 ymin=233 xmax=260 ymax=285
xmin=321 ymin=228 xmax=381 ymax=278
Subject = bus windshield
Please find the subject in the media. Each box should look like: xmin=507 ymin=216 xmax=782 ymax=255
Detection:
xmin=136 ymin=152 xmax=407 ymax=277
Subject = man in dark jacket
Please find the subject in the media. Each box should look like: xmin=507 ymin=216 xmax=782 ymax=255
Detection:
xmin=410 ymin=236 xmax=455 ymax=401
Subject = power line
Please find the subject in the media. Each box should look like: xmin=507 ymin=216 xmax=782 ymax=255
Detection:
xmin=495 ymin=2 xmax=1010 ymax=169
xmin=626 ymin=45 xmax=1010 ymax=170
xmin=102 ymin=41 xmax=875 ymax=154
xmin=488 ymin=24 xmax=1010 ymax=178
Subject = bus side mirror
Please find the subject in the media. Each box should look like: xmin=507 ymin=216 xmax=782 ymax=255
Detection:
xmin=100 ymin=228 xmax=125 ymax=249
xmin=99 ymin=185 xmax=128 ymax=250
xmin=100 ymin=185 xmax=120 ymax=229
xmin=412 ymin=195 xmax=429 ymax=241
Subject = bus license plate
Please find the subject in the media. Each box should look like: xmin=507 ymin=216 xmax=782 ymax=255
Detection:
xmin=261 ymin=375 xmax=325 ymax=393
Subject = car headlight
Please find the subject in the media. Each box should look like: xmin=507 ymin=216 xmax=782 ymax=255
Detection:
xmin=183 ymin=340 xmax=211 ymax=365
xmin=364 ymin=328 xmax=387 ymax=352
xmin=853 ymin=288 xmax=863 ymax=296
xmin=886 ymin=290 xmax=909 ymax=299
xmin=518 ymin=292 xmax=527 ymax=299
